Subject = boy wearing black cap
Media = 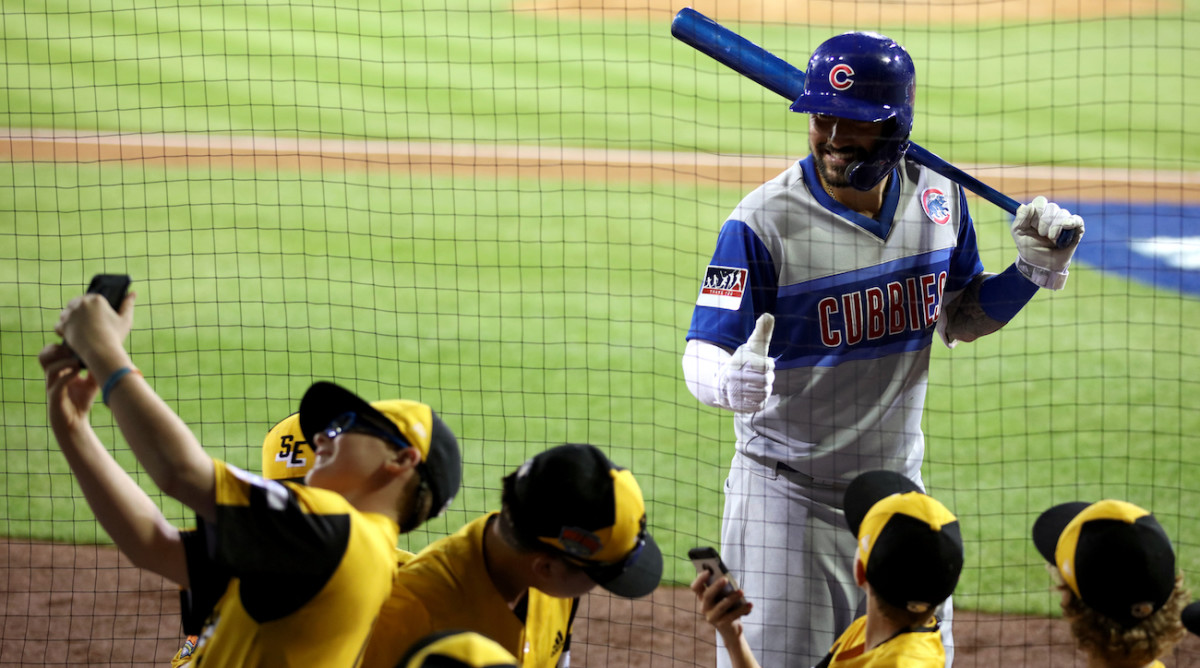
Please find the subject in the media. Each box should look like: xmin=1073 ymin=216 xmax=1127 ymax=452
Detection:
xmin=694 ymin=470 xmax=962 ymax=667
xmin=362 ymin=442 xmax=663 ymax=668
xmin=42 ymin=289 xmax=462 ymax=666
xmin=1032 ymin=499 xmax=1190 ymax=668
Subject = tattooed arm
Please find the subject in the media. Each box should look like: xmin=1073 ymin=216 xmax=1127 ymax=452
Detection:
xmin=943 ymin=264 xmax=1041 ymax=344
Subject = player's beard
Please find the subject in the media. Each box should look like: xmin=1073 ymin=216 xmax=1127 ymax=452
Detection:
xmin=812 ymin=143 xmax=869 ymax=188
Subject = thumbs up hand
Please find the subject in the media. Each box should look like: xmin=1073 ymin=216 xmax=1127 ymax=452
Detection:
xmin=717 ymin=314 xmax=776 ymax=413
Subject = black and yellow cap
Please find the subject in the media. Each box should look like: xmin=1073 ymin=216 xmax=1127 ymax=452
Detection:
xmin=260 ymin=413 xmax=313 ymax=482
xmin=398 ymin=630 xmax=518 ymax=668
xmin=844 ymin=471 xmax=963 ymax=614
xmin=1032 ymin=499 xmax=1175 ymax=628
xmin=504 ymin=443 xmax=663 ymax=599
xmin=298 ymin=381 xmax=462 ymax=519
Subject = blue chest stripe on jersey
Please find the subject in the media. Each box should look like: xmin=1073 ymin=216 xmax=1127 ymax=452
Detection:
xmin=773 ymin=251 xmax=952 ymax=368
xmin=800 ymin=157 xmax=901 ymax=241
xmin=778 ymin=249 xmax=953 ymax=297
xmin=778 ymin=334 xmax=934 ymax=369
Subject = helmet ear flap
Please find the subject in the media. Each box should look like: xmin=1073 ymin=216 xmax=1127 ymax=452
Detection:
xmin=846 ymin=118 xmax=910 ymax=191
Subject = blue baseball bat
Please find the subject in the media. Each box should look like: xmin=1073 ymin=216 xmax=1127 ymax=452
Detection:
xmin=671 ymin=8 xmax=1077 ymax=249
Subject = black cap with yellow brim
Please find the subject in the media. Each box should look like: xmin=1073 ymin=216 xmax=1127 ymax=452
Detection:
xmin=298 ymin=381 xmax=462 ymax=520
xmin=398 ymin=630 xmax=518 ymax=668
xmin=1032 ymin=499 xmax=1175 ymax=628
xmin=504 ymin=443 xmax=663 ymax=599
xmin=844 ymin=470 xmax=963 ymax=614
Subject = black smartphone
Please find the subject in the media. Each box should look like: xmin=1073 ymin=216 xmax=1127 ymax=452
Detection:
xmin=74 ymin=274 xmax=131 ymax=368
xmin=689 ymin=546 xmax=740 ymax=597
xmin=87 ymin=274 xmax=131 ymax=312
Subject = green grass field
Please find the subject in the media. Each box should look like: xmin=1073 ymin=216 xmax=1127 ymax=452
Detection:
xmin=3 ymin=0 xmax=1199 ymax=618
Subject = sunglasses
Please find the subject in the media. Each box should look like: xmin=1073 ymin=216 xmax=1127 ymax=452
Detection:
xmin=322 ymin=411 xmax=411 ymax=451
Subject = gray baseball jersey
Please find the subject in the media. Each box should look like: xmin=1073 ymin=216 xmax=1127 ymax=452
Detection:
xmin=687 ymin=155 xmax=984 ymax=485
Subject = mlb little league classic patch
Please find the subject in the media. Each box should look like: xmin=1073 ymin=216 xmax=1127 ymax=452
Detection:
xmin=697 ymin=265 xmax=748 ymax=310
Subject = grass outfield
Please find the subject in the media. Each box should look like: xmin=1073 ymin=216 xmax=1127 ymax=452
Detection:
xmin=5 ymin=162 xmax=1200 ymax=617
xmin=3 ymin=1 xmax=1200 ymax=618
xmin=3 ymin=2 xmax=1197 ymax=166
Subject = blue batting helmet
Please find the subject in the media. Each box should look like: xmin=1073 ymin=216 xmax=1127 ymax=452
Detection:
xmin=790 ymin=32 xmax=916 ymax=191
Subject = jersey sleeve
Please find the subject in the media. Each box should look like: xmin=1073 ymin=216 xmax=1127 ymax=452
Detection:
xmin=193 ymin=460 xmax=356 ymax=621
xmin=686 ymin=218 xmax=778 ymax=351
xmin=944 ymin=187 xmax=986 ymax=293
xmin=178 ymin=526 xmax=232 ymax=634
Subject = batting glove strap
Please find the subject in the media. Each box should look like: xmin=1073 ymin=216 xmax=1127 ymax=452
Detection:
xmin=1015 ymin=255 xmax=1069 ymax=291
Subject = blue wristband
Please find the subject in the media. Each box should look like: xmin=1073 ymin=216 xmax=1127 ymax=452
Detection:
xmin=101 ymin=366 xmax=140 ymax=406
xmin=979 ymin=263 xmax=1040 ymax=322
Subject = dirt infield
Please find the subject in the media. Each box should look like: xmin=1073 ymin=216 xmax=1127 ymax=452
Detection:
xmin=4 ymin=130 xmax=1199 ymax=205
xmin=5 ymin=539 xmax=1200 ymax=667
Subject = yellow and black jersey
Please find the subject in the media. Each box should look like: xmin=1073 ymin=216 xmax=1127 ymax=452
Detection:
xmin=361 ymin=513 xmax=576 ymax=668
xmin=814 ymin=615 xmax=945 ymax=668
xmin=178 ymin=527 xmax=232 ymax=636
xmin=184 ymin=460 xmax=399 ymax=667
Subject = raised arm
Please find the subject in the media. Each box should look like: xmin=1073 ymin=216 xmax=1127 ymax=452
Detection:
xmin=944 ymin=196 xmax=1085 ymax=344
xmin=54 ymin=292 xmax=216 ymax=521
xmin=40 ymin=341 xmax=189 ymax=586
xmin=690 ymin=571 xmax=760 ymax=668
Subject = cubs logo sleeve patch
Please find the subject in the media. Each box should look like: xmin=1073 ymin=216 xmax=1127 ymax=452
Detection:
xmin=696 ymin=265 xmax=748 ymax=310
xmin=921 ymin=188 xmax=951 ymax=225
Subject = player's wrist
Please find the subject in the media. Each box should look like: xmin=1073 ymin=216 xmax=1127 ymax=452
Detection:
xmin=978 ymin=263 xmax=1041 ymax=322
xmin=1015 ymin=254 xmax=1069 ymax=290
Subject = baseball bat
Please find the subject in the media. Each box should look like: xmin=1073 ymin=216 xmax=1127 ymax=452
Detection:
xmin=670 ymin=8 xmax=1077 ymax=249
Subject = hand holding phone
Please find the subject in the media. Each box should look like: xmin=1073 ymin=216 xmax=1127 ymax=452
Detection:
xmin=689 ymin=546 xmax=740 ymax=597
xmin=69 ymin=274 xmax=132 ymax=368
xmin=87 ymin=274 xmax=132 ymax=312
xmin=689 ymin=546 xmax=751 ymax=641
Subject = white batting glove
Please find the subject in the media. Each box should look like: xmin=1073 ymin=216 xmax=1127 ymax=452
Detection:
xmin=1011 ymin=196 xmax=1085 ymax=290
xmin=717 ymin=314 xmax=776 ymax=413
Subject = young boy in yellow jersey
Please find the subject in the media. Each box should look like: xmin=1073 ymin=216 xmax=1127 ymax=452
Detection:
xmin=362 ymin=443 xmax=663 ymax=668
xmin=694 ymin=470 xmax=963 ymax=667
xmin=172 ymin=412 xmax=317 ymax=665
xmin=1033 ymin=499 xmax=1190 ymax=668
xmin=174 ymin=411 xmax=419 ymax=665
xmin=42 ymin=290 xmax=461 ymax=666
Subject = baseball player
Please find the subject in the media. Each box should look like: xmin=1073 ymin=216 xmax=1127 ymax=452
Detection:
xmin=682 ymin=30 xmax=1085 ymax=667
xmin=1032 ymin=499 xmax=1191 ymax=668
xmin=360 ymin=443 xmax=663 ymax=668
xmin=694 ymin=470 xmax=962 ymax=668
xmin=42 ymin=289 xmax=462 ymax=666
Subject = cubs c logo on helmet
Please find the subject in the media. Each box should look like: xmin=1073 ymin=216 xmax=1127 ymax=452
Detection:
xmin=921 ymin=188 xmax=951 ymax=225
xmin=829 ymin=63 xmax=854 ymax=90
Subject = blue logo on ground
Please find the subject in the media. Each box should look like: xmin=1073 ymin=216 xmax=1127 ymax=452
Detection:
xmin=1061 ymin=201 xmax=1200 ymax=297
